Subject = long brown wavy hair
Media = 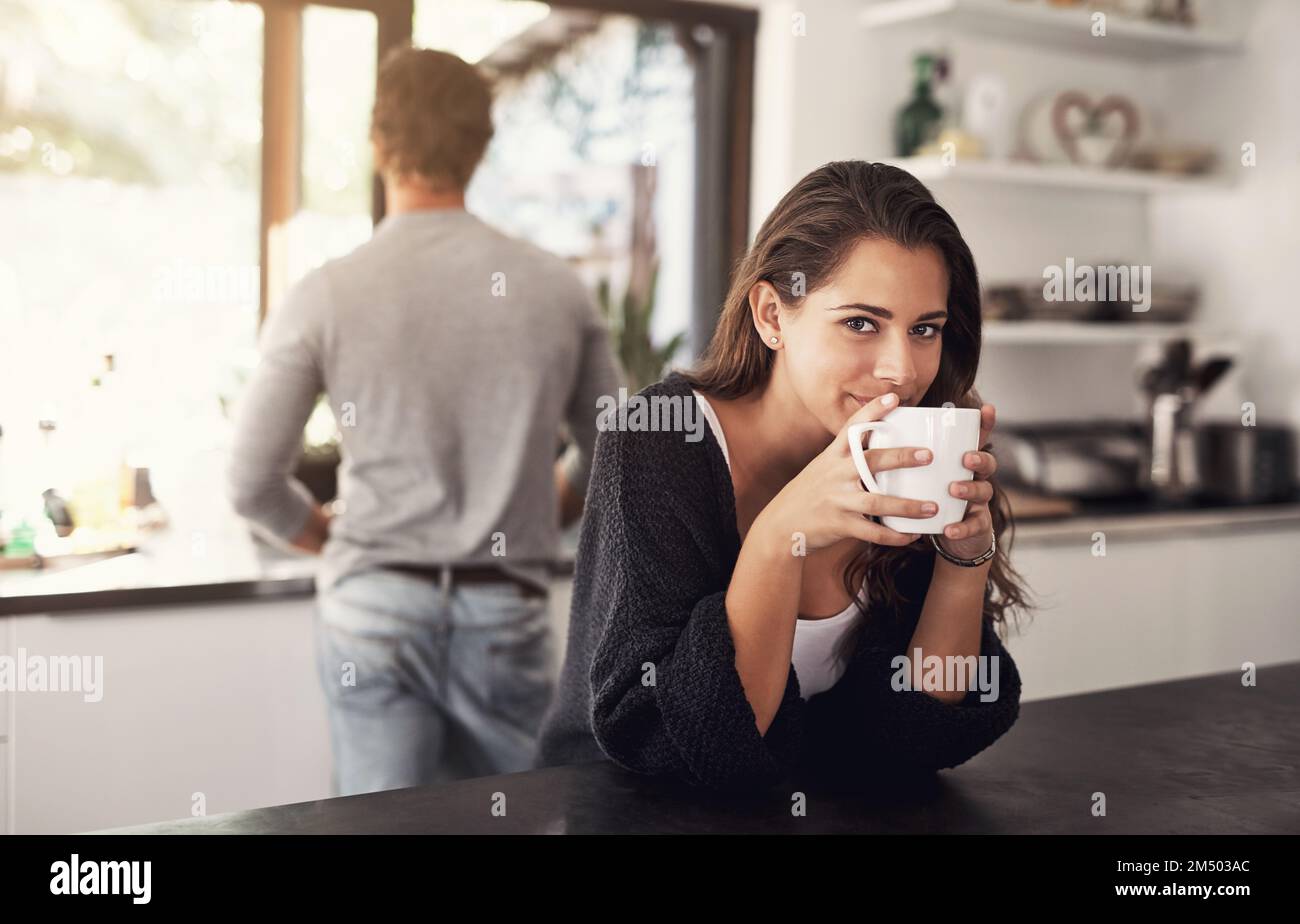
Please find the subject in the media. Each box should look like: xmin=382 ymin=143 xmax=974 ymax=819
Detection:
xmin=679 ymin=161 xmax=1035 ymax=658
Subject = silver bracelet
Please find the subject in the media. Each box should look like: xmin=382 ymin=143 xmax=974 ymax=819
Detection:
xmin=929 ymin=532 xmax=996 ymax=567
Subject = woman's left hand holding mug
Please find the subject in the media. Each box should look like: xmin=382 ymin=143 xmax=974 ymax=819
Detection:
xmin=936 ymin=402 xmax=997 ymax=561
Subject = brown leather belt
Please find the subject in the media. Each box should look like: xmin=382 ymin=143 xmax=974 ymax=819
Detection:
xmin=385 ymin=563 xmax=547 ymax=599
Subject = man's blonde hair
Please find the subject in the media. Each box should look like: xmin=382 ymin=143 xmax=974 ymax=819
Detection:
xmin=370 ymin=46 xmax=494 ymax=191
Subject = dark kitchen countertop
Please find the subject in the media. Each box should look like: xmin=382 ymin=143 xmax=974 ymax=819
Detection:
xmin=0 ymin=522 xmax=314 ymax=617
xmin=2 ymin=497 xmax=1295 ymax=615
xmin=1012 ymin=496 xmax=1300 ymax=544
xmin=99 ymin=661 xmax=1300 ymax=834
xmin=0 ymin=521 xmax=578 ymax=617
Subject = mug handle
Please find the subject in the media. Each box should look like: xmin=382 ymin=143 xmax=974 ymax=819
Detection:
xmin=847 ymin=422 xmax=890 ymax=493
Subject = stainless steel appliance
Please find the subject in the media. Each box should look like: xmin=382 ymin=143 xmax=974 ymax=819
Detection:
xmin=1136 ymin=339 xmax=1238 ymax=502
xmin=997 ymin=422 xmax=1146 ymax=500
xmin=1195 ymin=423 xmax=1297 ymax=504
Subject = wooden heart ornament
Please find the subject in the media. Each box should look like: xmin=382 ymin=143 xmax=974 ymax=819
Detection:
xmin=1051 ymin=91 xmax=1140 ymax=168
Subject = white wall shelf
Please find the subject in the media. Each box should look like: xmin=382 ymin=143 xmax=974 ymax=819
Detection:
xmin=859 ymin=0 xmax=1243 ymax=60
xmin=983 ymin=320 xmax=1196 ymax=345
xmin=883 ymin=156 xmax=1234 ymax=195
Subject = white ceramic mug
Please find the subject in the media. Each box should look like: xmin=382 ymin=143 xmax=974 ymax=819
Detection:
xmin=847 ymin=406 xmax=981 ymax=534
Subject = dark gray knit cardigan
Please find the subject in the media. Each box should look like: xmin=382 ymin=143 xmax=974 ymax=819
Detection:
xmin=535 ymin=370 xmax=1021 ymax=791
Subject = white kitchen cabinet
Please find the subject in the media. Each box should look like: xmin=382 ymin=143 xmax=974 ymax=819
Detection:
xmin=7 ymin=573 xmax=576 ymax=834
xmin=1006 ymin=520 xmax=1300 ymax=702
xmin=9 ymin=596 xmax=332 ymax=834
xmin=1 ymin=617 xmax=7 ymax=836
xmin=0 ymin=740 xmax=7 ymax=835
xmin=0 ymin=616 xmax=9 ymax=739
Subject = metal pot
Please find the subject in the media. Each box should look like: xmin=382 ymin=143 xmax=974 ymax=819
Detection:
xmin=1195 ymin=423 xmax=1297 ymax=505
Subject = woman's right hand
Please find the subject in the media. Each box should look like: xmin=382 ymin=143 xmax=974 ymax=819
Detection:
xmin=758 ymin=392 xmax=937 ymax=553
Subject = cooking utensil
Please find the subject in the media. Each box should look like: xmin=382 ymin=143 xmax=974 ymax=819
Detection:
xmin=1192 ymin=356 xmax=1232 ymax=397
xmin=1196 ymin=423 xmax=1298 ymax=504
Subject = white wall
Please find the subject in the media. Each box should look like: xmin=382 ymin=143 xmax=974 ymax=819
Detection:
xmin=1149 ymin=0 xmax=1300 ymax=432
xmin=745 ymin=0 xmax=1296 ymax=435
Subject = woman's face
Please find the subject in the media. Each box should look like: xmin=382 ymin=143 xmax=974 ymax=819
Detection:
xmin=779 ymin=237 xmax=949 ymax=435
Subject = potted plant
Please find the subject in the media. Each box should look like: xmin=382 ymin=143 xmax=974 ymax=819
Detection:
xmin=595 ymin=263 xmax=685 ymax=394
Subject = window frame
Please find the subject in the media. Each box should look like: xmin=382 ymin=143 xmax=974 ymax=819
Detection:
xmin=244 ymin=0 xmax=413 ymax=323
xmin=243 ymin=0 xmax=754 ymax=341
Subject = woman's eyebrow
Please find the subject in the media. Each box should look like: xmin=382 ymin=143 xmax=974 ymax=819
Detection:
xmin=827 ymin=303 xmax=948 ymax=322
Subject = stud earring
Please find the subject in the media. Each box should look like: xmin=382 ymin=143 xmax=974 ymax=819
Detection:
xmin=769 ymin=336 xmax=778 ymax=344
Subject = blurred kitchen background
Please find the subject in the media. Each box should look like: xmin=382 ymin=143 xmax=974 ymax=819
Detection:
xmin=1 ymin=0 xmax=1297 ymax=832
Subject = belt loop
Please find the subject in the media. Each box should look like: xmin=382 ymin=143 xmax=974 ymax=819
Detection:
xmin=439 ymin=563 xmax=452 ymax=606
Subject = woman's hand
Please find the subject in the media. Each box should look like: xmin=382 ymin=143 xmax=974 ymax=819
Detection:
xmin=936 ymin=402 xmax=998 ymax=560
xmin=759 ymin=393 xmax=938 ymax=553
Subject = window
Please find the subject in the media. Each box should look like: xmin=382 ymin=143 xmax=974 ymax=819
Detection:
xmin=0 ymin=0 xmax=753 ymax=559
xmin=416 ymin=0 xmax=697 ymax=390
xmin=287 ymin=4 xmax=378 ymax=289
xmin=0 ymin=0 xmax=264 ymax=550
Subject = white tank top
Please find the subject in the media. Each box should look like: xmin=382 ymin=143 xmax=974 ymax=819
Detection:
xmin=692 ymin=390 xmax=861 ymax=699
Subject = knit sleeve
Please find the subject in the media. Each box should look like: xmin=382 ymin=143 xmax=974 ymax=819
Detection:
xmin=802 ymin=611 xmax=1021 ymax=783
xmin=585 ymin=427 xmax=804 ymax=792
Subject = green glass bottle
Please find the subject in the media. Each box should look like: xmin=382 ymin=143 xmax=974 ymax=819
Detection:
xmin=894 ymin=53 xmax=944 ymax=158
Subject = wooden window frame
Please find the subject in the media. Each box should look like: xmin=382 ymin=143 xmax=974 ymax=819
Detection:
xmin=247 ymin=0 xmax=413 ymax=323
xmin=535 ymin=0 xmax=757 ymax=356
xmin=246 ymin=0 xmax=755 ymax=340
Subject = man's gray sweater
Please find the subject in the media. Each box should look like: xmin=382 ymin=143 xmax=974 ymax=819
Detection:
xmin=227 ymin=208 xmax=622 ymax=594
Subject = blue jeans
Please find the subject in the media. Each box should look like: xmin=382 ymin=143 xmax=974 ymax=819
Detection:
xmin=314 ymin=566 xmax=556 ymax=796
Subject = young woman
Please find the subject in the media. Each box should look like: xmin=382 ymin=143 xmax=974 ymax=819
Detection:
xmin=536 ymin=160 xmax=1034 ymax=791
